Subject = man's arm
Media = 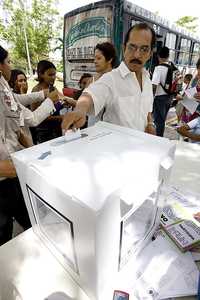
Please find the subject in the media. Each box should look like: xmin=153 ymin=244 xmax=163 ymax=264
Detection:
xmin=0 ymin=160 xmax=16 ymax=178
xmin=145 ymin=112 xmax=156 ymax=135
xmin=177 ymin=124 xmax=200 ymax=141
xmin=62 ymin=92 xmax=94 ymax=131
xmin=152 ymin=84 xmax=157 ymax=97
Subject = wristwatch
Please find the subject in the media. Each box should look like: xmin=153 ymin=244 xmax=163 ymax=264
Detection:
xmin=148 ymin=122 xmax=156 ymax=128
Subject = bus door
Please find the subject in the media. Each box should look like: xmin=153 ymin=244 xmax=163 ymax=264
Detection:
xmin=63 ymin=1 xmax=114 ymax=88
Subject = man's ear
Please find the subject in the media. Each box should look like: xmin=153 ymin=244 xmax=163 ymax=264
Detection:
xmin=149 ymin=49 xmax=153 ymax=60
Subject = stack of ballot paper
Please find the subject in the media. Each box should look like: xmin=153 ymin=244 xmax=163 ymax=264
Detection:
xmin=160 ymin=186 xmax=200 ymax=252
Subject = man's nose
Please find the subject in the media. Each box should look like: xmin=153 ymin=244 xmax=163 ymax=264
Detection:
xmin=134 ymin=47 xmax=141 ymax=57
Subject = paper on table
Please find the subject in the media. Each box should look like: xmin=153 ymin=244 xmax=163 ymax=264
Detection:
xmin=131 ymin=230 xmax=199 ymax=299
xmin=165 ymin=185 xmax=200 ymax=217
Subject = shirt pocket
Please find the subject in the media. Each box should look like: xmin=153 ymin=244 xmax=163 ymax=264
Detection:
xmin=116 ymin=96 xmax=139 ymax=125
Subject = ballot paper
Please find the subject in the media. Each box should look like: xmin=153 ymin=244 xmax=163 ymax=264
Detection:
xmin=181 ymin=97 xmax=199 ymax=114
xmin=160 ymin=186 xmax=200 ymax=252
xmin=184 ymin=86 xmax=197 ymax=99
xmin=132 ymin=230 xmax=199 ymax=299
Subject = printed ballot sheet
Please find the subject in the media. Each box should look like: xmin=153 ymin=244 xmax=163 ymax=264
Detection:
xmin=181 ymin=97 xmax=199 ymax=114
xmin=132 ymin=231 xmax=199 ymax=299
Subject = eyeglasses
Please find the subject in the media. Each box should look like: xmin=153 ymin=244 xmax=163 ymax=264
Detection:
xmin=127 ymin=44 xmax=151 ymax=55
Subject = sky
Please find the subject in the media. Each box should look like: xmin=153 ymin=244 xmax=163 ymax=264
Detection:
xmin=58 ymin=0 xmax=200 ymax=31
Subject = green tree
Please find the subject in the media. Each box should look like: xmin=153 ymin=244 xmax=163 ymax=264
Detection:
xmin=175 ymin=16 xmax=199 ymax=33
xmin=0 ymin=0 xmax=62 ymax=72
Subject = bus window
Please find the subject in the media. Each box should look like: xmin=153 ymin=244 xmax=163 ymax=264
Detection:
xmin=191 ymin=43 xmax=200 ymax=66
xmin=178 ymin=38 xmax=191 ymax=66
xmin=165 ymin=32 xmax=176 ymax=62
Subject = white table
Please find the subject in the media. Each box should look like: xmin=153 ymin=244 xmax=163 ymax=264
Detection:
xmin=0 ymin=141 xmax=199 ymax=300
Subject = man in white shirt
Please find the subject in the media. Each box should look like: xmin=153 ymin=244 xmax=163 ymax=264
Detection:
xmin=62 ymin=23 xmax=156 ymax=134
xmin=152 ymin=46 xmax=174 ymax=136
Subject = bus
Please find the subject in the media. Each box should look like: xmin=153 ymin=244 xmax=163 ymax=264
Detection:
xmin=63 ymin=0 xmax=200 ymax=89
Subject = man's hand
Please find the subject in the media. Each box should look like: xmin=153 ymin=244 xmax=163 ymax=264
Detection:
xmin=63 ymin=97 xmax=77 ymax=108
xmin=176 ymin=94 xmax=183 ymax=101
xmin=145 ymin=123 xmax=156 ymax=135
xmin=61 ymin=110 xmax=86 ymax=132
xmin=0 ymin=160 xmax=16 ymax=178
xmin=18 ymin=129 xmax=33 ymax=148
xmin=177 ymin=125 xmax=189 ymax=136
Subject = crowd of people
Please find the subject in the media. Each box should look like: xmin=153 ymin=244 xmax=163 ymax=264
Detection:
xmin=1 ymin=21 xmax=200 ymax=245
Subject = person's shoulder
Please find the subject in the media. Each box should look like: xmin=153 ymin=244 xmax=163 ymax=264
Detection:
xmin=156 ymin=64 xmax=168 ymax=70
xmin=31 ymin=83 xmax=42 ymax=92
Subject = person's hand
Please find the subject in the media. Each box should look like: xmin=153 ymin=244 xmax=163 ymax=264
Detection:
xmin=0 ymin=160 xmax=16 ymax=178
xmin=19 ymin=82 xmax=28 ymax=94
xmin=63 ymin=97 xmax=77 ymax=108
xmin=47 ymin=89 xmax=59 ymax=103
xmin=176 ymin=94 xmax=183 ymax=101
xmin=193 ymin=212 xmax=200 ymax=222
xmin=61 ymin=110 xmax=86 ymax=131
xmin=18 ymin=129 xmax=33 ymax=148
xmin=145 ymin=123 xmax=156 ymax=135
xmin=177 ymin=125 xmax=189 ymax=135
xmin=194 ymin=92 xmax=200 ymax=101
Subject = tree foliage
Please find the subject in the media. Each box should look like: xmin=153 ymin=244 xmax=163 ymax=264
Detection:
xmin=175 ymin=16 xmax=199 ymax=33
xmin=0 ymin=0 xmax=61 ymax=71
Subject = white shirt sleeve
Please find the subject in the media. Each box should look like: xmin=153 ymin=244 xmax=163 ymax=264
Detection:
xmin=187 ymin=117 xmax=200 ymax=129
xmin=84 ymin=74 xmax=113 ymax=116
xmin=19 ymin=98 xmax=56 ymax=127
xmin=14 ymin=91 xmax=45 ymax=106
xmin=151 ymin=66 xmax=161 ymax=85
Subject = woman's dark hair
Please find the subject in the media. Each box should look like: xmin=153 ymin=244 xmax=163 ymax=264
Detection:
xmin=95 ymin=42 xmax=118 ymax=68
xmin=196 ymin=58 xmax=200 ymax=69
xmin=0 ymin=45 xmax=8 ymax=64
xmin=37 ymin=60 xmax=56 ymax=82
xmin=8 ymin=69 xmax=26 ymax=91
xmin=124 ymin=22 xmax=156 ymax=50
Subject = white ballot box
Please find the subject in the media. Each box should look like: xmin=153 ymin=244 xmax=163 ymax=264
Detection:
xmin=12 ymin=122 xmax=176 ymax=300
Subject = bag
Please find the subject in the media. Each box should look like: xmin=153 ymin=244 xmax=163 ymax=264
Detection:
xmin=160 ymin=62 xmax=178 ymax=96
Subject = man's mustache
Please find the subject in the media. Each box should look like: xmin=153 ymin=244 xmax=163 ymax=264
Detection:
xmin=130 ymin=59 xmax=142 ymax=65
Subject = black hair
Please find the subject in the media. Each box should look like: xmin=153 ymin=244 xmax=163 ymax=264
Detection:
xmin=8 ymin=69 xmax=26 ymax=91
xmin=184 ymin=73 xmax=192 ymax=82
xmin=158 ymin=46 xmax=169 ymax=59
xmin=196 ymin=58 xmax=200 ymax=69
xmin=95 ymin=42 xmax=118 ymax=68
xmin=37 ymin=60 xmax=56 ymax=82
xmin=124 ymin=22 xmax=156 ymax=50
xmin=79 ymin=73 xmax=92 ymax=85
xmin=0 ymin=45 xmax=8 ymax=64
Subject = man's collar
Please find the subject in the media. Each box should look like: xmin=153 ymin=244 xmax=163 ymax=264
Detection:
xmin=118 ymin=61 xmax=131 ymax=78
xmin=119 ymin=61 xmax=148 ymax=78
